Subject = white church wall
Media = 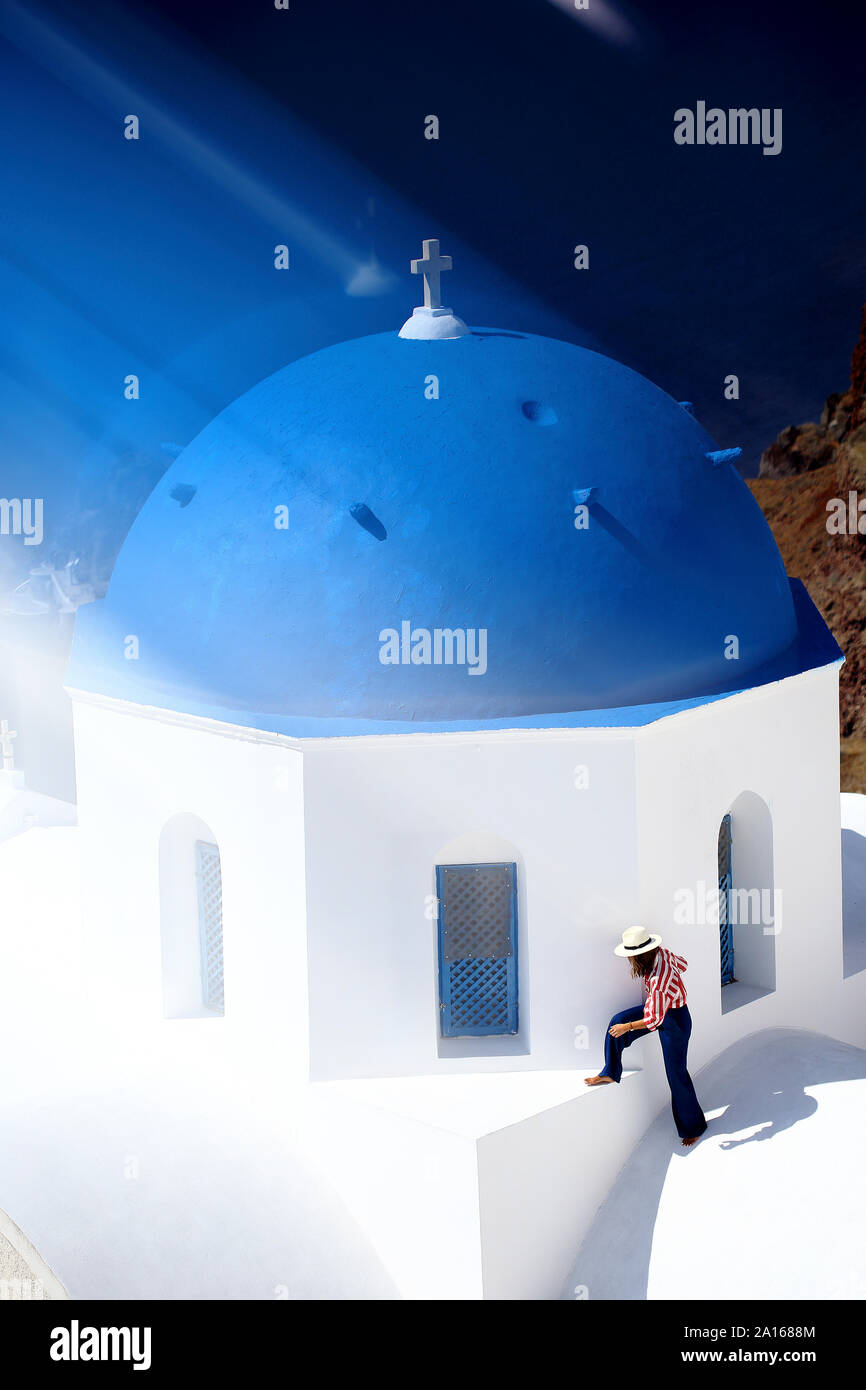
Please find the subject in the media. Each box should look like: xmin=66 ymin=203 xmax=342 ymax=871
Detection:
xmin=303 ymin=730 xmax=643 ymax=1080
xmin=69 ymin=664 xmax=855 ymax=1099
xmin=302 ymin=666 xmax=852 ymax=1088
xmin=70 ymin=695 xmax=310 ymax=1078
xmin=0 ymin=694 xmax=379 ymax=1300
xmin=635 ymin=661 xmax=860 ymax=1074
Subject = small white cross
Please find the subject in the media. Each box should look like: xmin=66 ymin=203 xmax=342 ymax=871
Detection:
xmin=0 ymin=719 xmax=17 ymax=772
xmin=410 ymin=238 xmax=453 ymax=310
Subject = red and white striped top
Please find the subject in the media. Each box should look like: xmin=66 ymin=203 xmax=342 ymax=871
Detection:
xmin=643 ymin=947 xmax=688 ymax=1031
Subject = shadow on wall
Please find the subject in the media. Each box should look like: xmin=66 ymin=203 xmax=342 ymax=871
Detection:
xmin=721 ymin=790 xmax=776 ymax=1015
xmin=842 ymin=828 xmax=866 ymax=979
xmin=562 ymin=1029 xmax=866 ymax=1301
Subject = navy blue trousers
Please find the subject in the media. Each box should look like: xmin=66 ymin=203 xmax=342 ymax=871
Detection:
xmin=600 ymin=1004 xmax=707 ymax=1140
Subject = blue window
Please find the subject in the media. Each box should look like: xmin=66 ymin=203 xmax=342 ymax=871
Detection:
xmin=436 ymin=862 xmax=518 ymax=1037
xmin=718 ymin=815 xmax=735 ymax=986
xmin=195 ymin=839 xmax=225 ymax=1015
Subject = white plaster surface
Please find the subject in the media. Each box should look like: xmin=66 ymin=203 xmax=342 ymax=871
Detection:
xmin=398 ymin=306 xmax=469 ymax=339
xmin=0 ymin=826 xmax=398 ymax=1300
xmin=0 ymin=668 xmax=862 ymax=1300
xmin=564 ymin=1029 xmax=866 ymax=1301
xmin=307 ymin=1064 xmax=660 ymax=1300
xmin=313 ymin=1069 xmax=639 ymax=1138
xmin=0 ymin=770 xmax=75 ymax=843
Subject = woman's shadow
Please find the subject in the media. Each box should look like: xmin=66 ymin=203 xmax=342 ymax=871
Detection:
xmin=717 ymin=1085 xmax=817 ymax=1148
xmin=562 ymin=1028 xmax=866 ymax=1300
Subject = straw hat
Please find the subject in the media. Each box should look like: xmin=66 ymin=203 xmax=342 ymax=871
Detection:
xmin=614 ymin=925 xmax=662 ymax=958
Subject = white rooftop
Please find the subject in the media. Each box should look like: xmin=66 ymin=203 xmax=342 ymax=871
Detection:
xmin=564 ymin=1027 xmax=866 ymax=1300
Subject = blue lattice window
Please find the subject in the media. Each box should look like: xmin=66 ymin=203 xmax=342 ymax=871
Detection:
xmin=436 ymin=862 xmax=518 ymax=1037
xmin=195 ymin=840 xmax=225 ymax=1015
xmin=718 ymin=814 xmax=735 ymax=986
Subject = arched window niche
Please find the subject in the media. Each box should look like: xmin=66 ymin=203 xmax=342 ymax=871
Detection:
xmin=718 ymin=791 xmax=777 ymax=1015
xmin=432 ymin=830 xmax=529 ymax=1059
xmin=841 ymin=815 xmax=866 ymax=978
xmin=159 ymin=813 xmax=225 ymax=1019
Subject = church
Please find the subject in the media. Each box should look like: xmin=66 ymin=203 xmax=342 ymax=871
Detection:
xmin=1 ymin=241 xmax=862 ymax=1300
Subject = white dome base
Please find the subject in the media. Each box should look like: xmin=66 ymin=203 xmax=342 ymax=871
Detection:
xmin=398 ymin=306 xmax=469 ymax=339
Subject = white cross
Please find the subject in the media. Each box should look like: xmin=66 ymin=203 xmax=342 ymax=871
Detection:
xmin=410 ymin=238 xmax=453 ymax=310
xmin=0 ymin=719 xmax=17 ymax=772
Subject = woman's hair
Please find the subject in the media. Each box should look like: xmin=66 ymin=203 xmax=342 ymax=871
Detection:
xmin=630 ymin=947 xmax=658 ymax=980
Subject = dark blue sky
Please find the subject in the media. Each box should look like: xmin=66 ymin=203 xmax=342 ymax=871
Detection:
xmin=3 ymin=0 xmax=866 ymax=565
xmin=144 ymin=0 xmax=866 ymax=453
xmin=1 ymin=0 xmax=864 ymax=793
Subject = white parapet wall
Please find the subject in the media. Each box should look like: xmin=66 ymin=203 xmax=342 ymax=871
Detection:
xmin=307 ymin=1063 xmax=669 ymax=1300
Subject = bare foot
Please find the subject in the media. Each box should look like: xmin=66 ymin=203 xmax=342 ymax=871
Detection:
xmin=584 ymin=1075 xmax=614 ymax=1086
xmin=681 ymin=1136 xmax=700 ymax=1147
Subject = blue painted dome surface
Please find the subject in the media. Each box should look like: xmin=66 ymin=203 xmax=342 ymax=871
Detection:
xmin=70 ymin=328 xmax=805 ymax=726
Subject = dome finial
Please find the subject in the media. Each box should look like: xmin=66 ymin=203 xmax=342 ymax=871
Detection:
xmin=399 ymin=238 xmax=469 ymax=340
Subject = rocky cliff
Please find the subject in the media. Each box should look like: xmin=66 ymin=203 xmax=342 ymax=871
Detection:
xmin=749 ymin=305 xmax=866 ymax=791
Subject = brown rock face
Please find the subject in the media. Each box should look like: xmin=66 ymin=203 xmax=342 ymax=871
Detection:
xmin=749 ymin=304 xmax=866 ymax=790
xmin=822 ymin=391 xmax=853 ymax=440
xmin=759 ymin=303 xmax=866 ymax=478
xmin=760 ymin=421 xmax=837 ymax=477
xmin=850 ymin=303 xmax=866 ymax=425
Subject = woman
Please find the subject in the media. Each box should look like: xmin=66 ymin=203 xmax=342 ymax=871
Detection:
xmin=584 ymin=925 xmax=707 ymax=1147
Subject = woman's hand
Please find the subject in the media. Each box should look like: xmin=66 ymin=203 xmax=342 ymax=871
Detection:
xmin=609 ymin=1022 xmax=632 ymax=1038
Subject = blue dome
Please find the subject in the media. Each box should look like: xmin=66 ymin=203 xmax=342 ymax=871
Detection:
xmin=70 ymin=328 xmax=802 ymax=727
